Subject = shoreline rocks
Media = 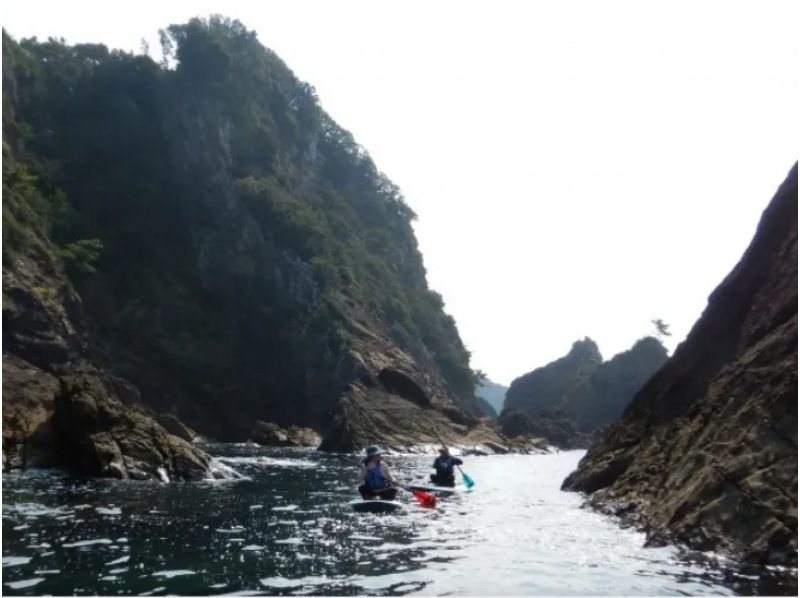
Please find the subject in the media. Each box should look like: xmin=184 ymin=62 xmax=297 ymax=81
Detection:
xmin=562 ymin=164 xmax=798 ymax=569
xmin=499 ymin=409 xmax=593 ymax=450
xmin=249 ymin=421 xmax=322 ymax=448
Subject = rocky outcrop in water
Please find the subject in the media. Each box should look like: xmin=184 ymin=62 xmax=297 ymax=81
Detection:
xmin=250 ymin=421 xmax=321 ymax=447
xmin=1 ymin=204 xmax=213 ymax=480
xmin=563 ymin=164 xmax=798 ymax=568
xmin=501 ymin=336 xmax=667 ymax=446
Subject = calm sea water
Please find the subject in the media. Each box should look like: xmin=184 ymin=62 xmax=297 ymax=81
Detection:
xmin=2 ymin=446 xmax=794 ymax=595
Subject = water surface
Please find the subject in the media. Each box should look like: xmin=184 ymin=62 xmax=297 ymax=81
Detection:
xmin=2 ymin=446 xmax=793 ymax=595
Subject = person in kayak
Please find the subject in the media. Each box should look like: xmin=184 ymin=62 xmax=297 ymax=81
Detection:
xmin=358 ymin=445 xmax=398 ymax=500
xmin=430 ymin=447 xmax=463 ymax=487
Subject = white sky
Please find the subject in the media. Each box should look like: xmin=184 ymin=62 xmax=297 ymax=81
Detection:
xmin=4 ymin=1 xmax=798 ymax=385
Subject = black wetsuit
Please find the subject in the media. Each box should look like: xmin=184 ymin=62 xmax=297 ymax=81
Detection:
xmin=430 ymin=455 xmax=463 ymax=487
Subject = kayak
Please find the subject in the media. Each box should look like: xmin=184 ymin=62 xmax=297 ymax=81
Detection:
xmin=348 ymin=499 xmax=405 ymax=514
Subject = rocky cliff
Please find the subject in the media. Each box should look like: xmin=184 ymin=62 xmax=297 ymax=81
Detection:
xmin=2 ymin=142 xmax=212 ymax=480
xmin=505 ymin=337 xmax=602 ymax=421
xmin=563 ymin=164 xmax=798 ymax=568
xmin=502 ymin=336 xmax=667 ymax=444
xmin=2 ymin=17 xmax=495 ymax=473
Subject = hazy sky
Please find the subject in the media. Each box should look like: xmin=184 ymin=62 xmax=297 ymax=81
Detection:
xmin=4 ymin=1 xmax=798 ymax=384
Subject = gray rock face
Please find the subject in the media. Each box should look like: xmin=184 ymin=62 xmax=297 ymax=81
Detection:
xmin=55 ymin=372 xmax=211 ymax=481
xmin=563 ymin=164 xmax=798 ymax=568
xmin=2 ymin=355 xmax=60 ymax=469
xmin=502 ymin=336 xmax=667 ymax=446
xmin=505 ymin=338 xmax=602 ymax=418
xmin=250 ymin=421 xmax=321 ymax=447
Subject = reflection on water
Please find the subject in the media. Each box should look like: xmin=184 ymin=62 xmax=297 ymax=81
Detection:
xmin=2 ymin=446 xmax=795 ymax=595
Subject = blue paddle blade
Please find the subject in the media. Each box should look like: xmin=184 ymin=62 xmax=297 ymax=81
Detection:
xmin=462 ymin=472 xmax=475 ymax=488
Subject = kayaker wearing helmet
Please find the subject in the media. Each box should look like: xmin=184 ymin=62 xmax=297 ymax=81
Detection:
xmin=430 ymin=447 xmax=463 ymax=487
xmin=358 ymin=445 xmax=398 ymax=500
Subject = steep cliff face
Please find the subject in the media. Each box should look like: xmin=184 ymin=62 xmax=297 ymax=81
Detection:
xmin=2 ymin=139 xmax=212 ymax=480
xmin=503 ymin=336 xmax=667 ymax=439
xmin=563 ymin=165 xmax=798 ymax=568
xmin=2 ymin=18 xmax=487 ymax=463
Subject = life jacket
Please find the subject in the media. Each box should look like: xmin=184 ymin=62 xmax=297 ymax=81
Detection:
xmin=434 ymin=456 xmax=456 ymax=476
xmin=365 ymin=464 xmax=388 ymax=489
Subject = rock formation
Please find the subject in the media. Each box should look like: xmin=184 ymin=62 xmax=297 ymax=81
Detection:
xmin=250 ymin=421 xmax=321 ymax=447
xmin=563 ymin=164 xmax=798 ymax=568
xmin=2 ymin=18 xmax=496 ymax=474
xmin=501 ymin=336 xmax=667 ymax=446
xmin=2 ymin=149 xmax=213 ymax=479
xmin=505 ymin=337 xmax=603 ymax=419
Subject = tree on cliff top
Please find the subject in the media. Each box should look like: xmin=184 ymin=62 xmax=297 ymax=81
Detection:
xmin=651 ymin=318 xmax=672 ymax=339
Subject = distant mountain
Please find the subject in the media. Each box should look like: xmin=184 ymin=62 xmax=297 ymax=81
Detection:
xmin=474 ymin=396 xmax=498 ymax=418
xmin=504 ymin=336 xmax=668 ymax=433
xmin=476 ymin=380 xmax=508 ymax=415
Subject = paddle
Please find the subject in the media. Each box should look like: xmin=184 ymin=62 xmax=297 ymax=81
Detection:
xmin=363 ymin=461 xmax=437 ymax=508
xmin=433 ymin=430 xmax=475 ymax=489
xmin=401 ymin=485 xmax=438 ymax=509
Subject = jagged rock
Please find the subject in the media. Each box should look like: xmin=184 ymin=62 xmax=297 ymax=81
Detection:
xmin=505 ymin=336 xmax=667 ymax=434
xmin=2 ymin=355 xmax=59 ymax=469
xmin=563 ymin=164 xmax=798 ymax=568
xmin=506 ymin=337 xmax=602 ymax=417
xmin=250 ymin=421 xmax=290 ymax=445
xmin=54 ymin=372 xmax=211 ymax=481
xmin=157 ymin=413 xmax=197 ymax=443
xmin=249 ymin=421 xmax=321 ymax=447
xmin=286 ymin=426 xmax=321 ymax=447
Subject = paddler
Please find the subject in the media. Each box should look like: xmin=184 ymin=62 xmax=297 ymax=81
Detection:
xmin=358 ymin=445 xmax=398 ymax=500
xmin=430 ymin=447 xmax=463 ymax=487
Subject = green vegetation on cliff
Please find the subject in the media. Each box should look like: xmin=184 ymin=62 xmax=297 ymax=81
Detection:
xmin=2 ymin=17 xmax=480 ymax=439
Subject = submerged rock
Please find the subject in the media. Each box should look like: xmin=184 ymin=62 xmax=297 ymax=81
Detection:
xmin=563 ymin=164 xmax=798 ymax=568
